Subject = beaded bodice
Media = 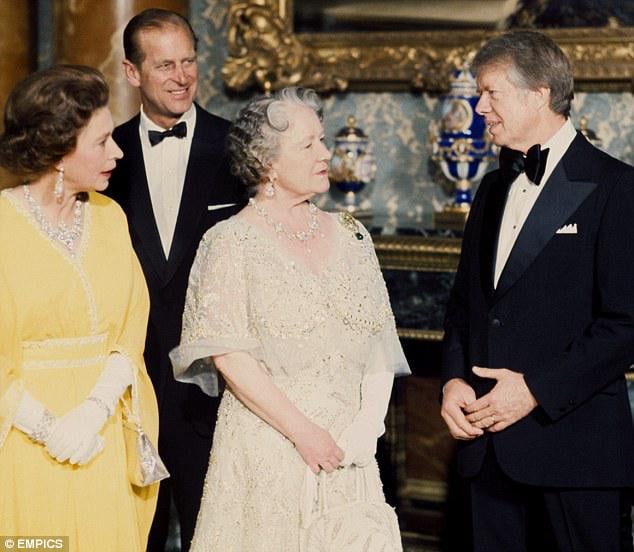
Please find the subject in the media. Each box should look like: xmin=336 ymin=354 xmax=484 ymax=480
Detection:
xmin=180 ymin=212 xmax=395 ymax=427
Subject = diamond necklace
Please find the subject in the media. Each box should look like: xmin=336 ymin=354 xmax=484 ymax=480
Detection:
xmin=249 ymin=197 xmax=323 ymax=242
xmin=23 ymin=184 xmax=84 ymax=253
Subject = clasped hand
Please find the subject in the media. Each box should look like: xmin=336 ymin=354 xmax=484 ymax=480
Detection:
xmin=293 ymin=421 xmax=344 ymax=474
xmin=441 ymin=366 xmax=538 ymax=440
xmin=46 ymin=400 xmax=108 ymax=465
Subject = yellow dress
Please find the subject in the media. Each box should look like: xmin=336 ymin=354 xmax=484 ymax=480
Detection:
xmin=0 ymin=190 xmax=159 ymax=551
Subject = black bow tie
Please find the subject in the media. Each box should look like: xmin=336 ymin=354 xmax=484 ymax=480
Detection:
xmin=498 ymin=144 xmax=550 ymax=186
xmin=148 ymin=121 xmax=187 ymax=146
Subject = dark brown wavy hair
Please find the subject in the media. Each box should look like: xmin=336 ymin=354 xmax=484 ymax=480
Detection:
xmin=0 ymin=64 xmax=109 ymax=179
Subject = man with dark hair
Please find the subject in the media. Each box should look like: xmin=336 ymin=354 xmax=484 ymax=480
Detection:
xmin=440 ymin=29 xmax=634 ymax=551
xmin=106 ymin=8 xmax=244 ymax=551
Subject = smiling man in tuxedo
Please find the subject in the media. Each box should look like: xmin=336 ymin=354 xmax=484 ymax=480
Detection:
xmin=106 ymin=9 xmax=244 ymax=551
xmin=440 ymin=30 xmax=634 ymax=551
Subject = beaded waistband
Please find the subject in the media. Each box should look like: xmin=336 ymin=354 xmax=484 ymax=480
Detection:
xmin=21 ymin=333 xmax=107 ymax=370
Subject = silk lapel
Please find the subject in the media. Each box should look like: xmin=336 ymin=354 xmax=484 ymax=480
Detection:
xmin=121 ymin=125 xmax=167 ymax=283
xmin=164 ymin=106 xmax=226 ymax=283
xmin=479 ymin=173 xmax=512 ymax=300
xmin=494 ymin=161 xmax=597 ymax=300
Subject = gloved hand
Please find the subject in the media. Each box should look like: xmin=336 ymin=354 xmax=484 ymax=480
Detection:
xmin=13 ymin=389 xmax=103 ymax=464
xmin=69 ymin=434 xmax=105 ymax=465
xmin=13 ymin=389 xmax=57 ymax=444
xmin=337 ymin=371 xmax=394 ymax=467
xmin=45 ymin=352 xmax=134 ymax=465
xmin=46 ymin=400 xmax=108 ymax=463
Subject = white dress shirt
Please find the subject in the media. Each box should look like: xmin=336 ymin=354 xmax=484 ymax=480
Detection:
xmin=139 ymin=104 xmax=197 ymax=257
xmin=494 ymin=119 xmax=578 ymax=287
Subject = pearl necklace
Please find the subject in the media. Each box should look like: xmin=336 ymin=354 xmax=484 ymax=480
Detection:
xmin=249 ymin=198 xmax=323 ymax=243
xmin=23 ymin=184 xmax=83 ymax=253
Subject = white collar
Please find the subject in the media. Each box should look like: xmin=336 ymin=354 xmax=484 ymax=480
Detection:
xmin=139 ymin=103 xmax=197 ymax=134
xmin=541 ymin=118 xmax=577 ymax=177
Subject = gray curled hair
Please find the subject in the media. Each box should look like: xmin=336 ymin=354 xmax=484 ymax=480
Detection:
xmin=472 ymin=30 xmax=574 ymax=117
xmin=227 ymin=87 xmax=323 ymax=197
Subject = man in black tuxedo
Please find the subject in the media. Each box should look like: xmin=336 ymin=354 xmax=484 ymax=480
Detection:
xmin=440 ymin=30 xmax=634 ymax=551
xmin=106 ymin=9 xmax=244 ymax=551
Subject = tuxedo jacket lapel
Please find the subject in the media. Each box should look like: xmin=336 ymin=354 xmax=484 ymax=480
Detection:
xmin=118 ymin=120 xmax=167 ymax=283
xmin=494 ymin=136 xmax=598 ymax=300
xmin=479 ymin=173 xmax=512 ymax=300
xmin=165 ymin=104 xmax=230 ymax=283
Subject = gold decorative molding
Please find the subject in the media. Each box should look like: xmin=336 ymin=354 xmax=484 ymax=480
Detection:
xmin=397 ymin=329 xmax=444 ymax=342
xmin=223 ymin=0 xmax=634 ymax=93
xmin=373 ymin=235 xmax=461 ymax=272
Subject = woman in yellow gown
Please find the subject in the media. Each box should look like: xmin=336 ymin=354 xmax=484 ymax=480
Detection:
xmin=0 ymin=66 xmax=160 ymax=551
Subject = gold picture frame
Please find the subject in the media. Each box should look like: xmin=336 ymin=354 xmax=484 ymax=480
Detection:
xmin=223 ymin=0 xmax=634 ymax=93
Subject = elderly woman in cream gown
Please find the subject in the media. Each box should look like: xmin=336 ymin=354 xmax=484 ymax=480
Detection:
xmin=171 ymin=87 xmax=410 ymax=551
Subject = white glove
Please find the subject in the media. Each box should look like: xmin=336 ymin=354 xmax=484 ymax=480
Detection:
xmin=337 ymin=371 xmax=394 ymax=467
xmin=45 ymin=352 xmax=134 ymax=465
xmin=46 ymin=400 xmax=108 ymax=463
xmin=13 ymin=389 xmax=103 ymax=464
xmin=13 ymin=390 xmax=57 ymax=443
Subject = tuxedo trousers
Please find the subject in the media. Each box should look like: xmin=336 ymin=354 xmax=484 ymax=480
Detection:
xmin=470 ymin=442 xmax=633 ymax=552
xmin=147 ymin=376 xmax=219 ymax=552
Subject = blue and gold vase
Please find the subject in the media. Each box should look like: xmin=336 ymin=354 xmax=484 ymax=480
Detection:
xmin=329 ymin=115 xmax=376 ymax=216
xmin=430 ymin=62 xmax=496 ymax=228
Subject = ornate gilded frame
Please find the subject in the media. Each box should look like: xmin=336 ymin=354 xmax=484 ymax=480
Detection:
xmin=223 ymin=0 xmax=634 ymax=93
xmin=373 ymin=235 xmax=461 ymax=273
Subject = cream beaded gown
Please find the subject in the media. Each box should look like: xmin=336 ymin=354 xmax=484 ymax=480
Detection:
xmin=172 ymin=212 xmax=410 ymax=551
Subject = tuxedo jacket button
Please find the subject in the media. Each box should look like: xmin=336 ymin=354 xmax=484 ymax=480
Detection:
xmin=491 ymin=318 xmax=502 ymax=328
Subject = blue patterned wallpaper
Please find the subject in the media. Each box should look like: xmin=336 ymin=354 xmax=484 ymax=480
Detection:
xmin=191 ymin=0 xmax=634 ymax=228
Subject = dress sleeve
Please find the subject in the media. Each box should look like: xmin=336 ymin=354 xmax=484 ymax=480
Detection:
xmin=170 ymin=224 xmax=261 ymax=397
xmin=115 ymin=245 xmax=158 ymax=439
xmin=99 ymin=200 xmax=159 ymax=525
xmin=0 ymin=261 xmax=24 ymax=450
xmin=356 ymin=220 xmax=411 ymax=377
xmin=104 ymin=203 xmax=156 ymax=437
xmin=112 ymin=232 xmax=151 ymax=378
xmin=367 ymin=322 xmax=410 ymax=377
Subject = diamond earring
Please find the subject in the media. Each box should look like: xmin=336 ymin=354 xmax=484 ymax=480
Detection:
xmin=54 ymin=167 xmax=64 ymax=203
xmin=265 ymin=178 xmax=275 ymax=198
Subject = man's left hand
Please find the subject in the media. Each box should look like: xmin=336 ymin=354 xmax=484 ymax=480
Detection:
xmin=463 ymin=366 xmax=538 ymax=432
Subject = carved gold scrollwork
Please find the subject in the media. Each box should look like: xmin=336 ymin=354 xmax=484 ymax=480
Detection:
xmin=223 ymin=0 xmax=634 ymax=93
xmin=223 ymin=0 xmax=305 ymax=91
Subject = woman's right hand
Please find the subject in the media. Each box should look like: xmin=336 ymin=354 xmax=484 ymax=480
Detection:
xmin=292 ymin=421 xmax=344 ymax=474
xmin=46 ymin=400 xmax=108 ymax=464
